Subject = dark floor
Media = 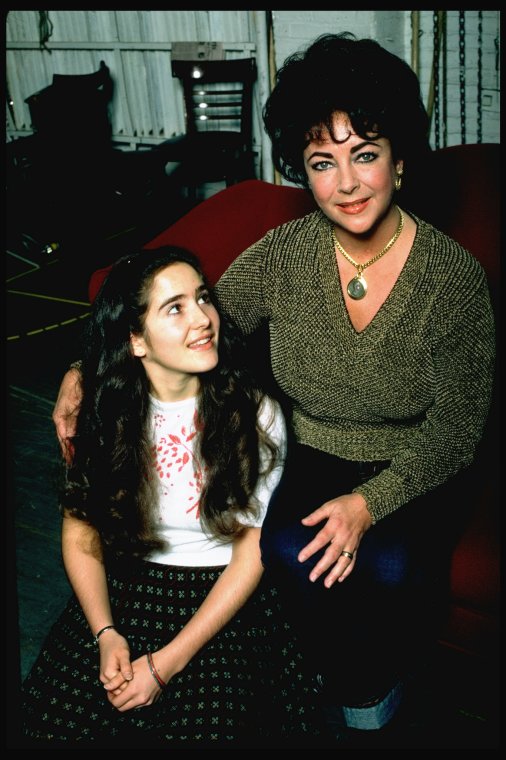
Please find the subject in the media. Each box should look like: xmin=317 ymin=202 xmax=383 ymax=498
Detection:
xmin=4 ymin=176 xmax=501 ymax=749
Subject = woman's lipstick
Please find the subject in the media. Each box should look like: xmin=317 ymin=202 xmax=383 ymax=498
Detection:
xmin=338 ymin=199 xmax=369 ymax=215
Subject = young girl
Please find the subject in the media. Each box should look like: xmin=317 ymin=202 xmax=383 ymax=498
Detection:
xmin=21 ymin=246 xmax=320 ymax=747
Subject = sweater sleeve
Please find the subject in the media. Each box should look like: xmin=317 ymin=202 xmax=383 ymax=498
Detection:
xmin=354 ymin=270 xmax=496 ymax=522
xmin=214 ymin=233 xmax=272 ymax=334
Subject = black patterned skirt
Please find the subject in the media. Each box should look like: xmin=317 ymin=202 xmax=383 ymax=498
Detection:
xmin=20 ymin=559 xmax=323 ymax=747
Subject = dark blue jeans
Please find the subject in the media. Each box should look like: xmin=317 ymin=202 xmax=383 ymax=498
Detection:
xmin=260 ymin=443 xmax=472 ymax=706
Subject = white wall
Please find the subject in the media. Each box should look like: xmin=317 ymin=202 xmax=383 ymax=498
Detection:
xmin=271 ymin=10 xmax=409 ymax=69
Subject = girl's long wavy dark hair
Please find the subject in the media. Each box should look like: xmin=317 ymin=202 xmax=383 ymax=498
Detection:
xmin=61 ymin=246 xmax=279 ymax=560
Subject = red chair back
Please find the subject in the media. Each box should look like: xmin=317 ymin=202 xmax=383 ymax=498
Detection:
xmin=88 ymin=179 xmax=316 ymax=301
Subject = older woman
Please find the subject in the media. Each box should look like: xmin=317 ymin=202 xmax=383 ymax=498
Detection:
xmin=214 ymin=33 xmax=495 ymax=739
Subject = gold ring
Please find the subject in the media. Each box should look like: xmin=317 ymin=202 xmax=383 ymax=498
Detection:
xmin=341 ymin=550 xmax=354 ymax=560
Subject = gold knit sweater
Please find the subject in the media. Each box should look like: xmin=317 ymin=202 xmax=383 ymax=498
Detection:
xmin=215 ymin=210 xmax=496 ymax=523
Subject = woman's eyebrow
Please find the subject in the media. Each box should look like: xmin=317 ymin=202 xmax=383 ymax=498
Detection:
xmin=157 ymin=293 xmax=185 ymax=311
xmin=306 ymin=140 xmax=381 ymax=161
xmin=158 ymin=284 xmax=207 ymax=312
xmin=350 ymin=140 xmax=381 ymax=153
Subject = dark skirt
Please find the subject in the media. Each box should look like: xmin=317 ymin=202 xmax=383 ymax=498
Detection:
xmin=20 ymin=559 xmax=323 ymax=747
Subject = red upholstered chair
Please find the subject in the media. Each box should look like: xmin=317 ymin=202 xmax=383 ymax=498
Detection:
xmin=88 ymin=179 xmax=316 ymax=299
xmin=87 ymin=144 xmax=499 ymax=665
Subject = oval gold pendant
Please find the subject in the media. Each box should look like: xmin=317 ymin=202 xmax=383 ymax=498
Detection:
xmin=347 ymin=275 xmax=367 ymax=300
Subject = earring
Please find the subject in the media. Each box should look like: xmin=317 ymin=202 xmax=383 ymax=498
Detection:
xmin=394 ymin=169 xmax=403 ymax=191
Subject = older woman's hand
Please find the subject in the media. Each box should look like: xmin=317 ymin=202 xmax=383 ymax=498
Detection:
xmin=298 ymin=492 xmax=372 ymax=587
xmin=52 ymin=367 xmax=82 ymax=463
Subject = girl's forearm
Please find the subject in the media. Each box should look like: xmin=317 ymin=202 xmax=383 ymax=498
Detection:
xmin=61 ymin=515 xmax=113 ymax=637
xmin=154 ymin=527 xmax=263 ymax=679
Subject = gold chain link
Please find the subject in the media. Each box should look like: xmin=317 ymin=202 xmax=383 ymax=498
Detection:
xmin=333 ymin=207 xmax=404 ymax=276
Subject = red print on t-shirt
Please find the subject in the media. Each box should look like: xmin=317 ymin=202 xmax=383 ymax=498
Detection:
xmin=152 ymin=411 xmax=204 ymax=518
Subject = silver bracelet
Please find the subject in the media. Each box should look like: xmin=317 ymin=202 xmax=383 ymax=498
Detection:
xmin=95 ymin=624 xmax=115 ymax=643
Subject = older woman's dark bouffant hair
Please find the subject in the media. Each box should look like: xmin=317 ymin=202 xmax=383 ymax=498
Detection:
xmin=263 ymin=32 xmax=431 ymax=195
xmin=61 ymin=246 xmax=278 ymax=559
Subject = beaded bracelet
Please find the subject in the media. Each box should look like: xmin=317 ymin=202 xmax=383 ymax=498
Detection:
xmin=146 ymin=651 xmax=167 ymax=690
xmin=95 ymin=624 xmax=116 ymax=643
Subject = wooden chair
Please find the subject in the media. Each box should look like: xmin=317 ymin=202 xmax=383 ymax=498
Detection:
xmin=9 ymin=61 xmax=190 ymax=257
xmin=25 ymin=60 xmax=113 ymax=149
xmin=156 ymin=58 xmax=258 ymax=197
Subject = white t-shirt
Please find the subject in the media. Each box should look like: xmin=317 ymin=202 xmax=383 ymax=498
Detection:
xmin=146 ymin=394 xmax=287 ymax=566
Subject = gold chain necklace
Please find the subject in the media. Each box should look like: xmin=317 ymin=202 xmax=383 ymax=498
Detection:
xmin=333 ymin=207 xmax=404 ymax=300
